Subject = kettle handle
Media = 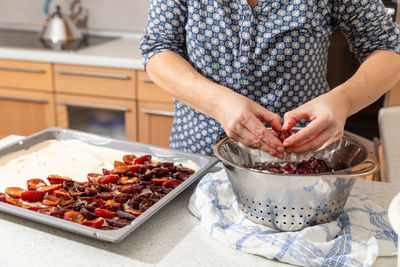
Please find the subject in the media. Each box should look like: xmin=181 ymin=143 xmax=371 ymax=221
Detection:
xmin=43 ymin=0 xmax=52 ymax=14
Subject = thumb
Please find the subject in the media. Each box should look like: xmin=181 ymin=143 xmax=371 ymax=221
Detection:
xmin=256 ymin=106 xmax=282 ymax=133
xmin=283 ymin=106 xmax=310 ymax=131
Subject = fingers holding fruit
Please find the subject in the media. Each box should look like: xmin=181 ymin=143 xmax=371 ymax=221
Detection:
xmin=216 ymin=92 xmax=284 ymax=158
xmin=282 ymin=93 xmax=347 ymax=153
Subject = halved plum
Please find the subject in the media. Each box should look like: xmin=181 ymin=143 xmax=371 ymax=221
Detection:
xmin=27 ymin=179 xmax=47 ymax=190
xmin=5 ymin=187 xmax=25 ymax=199
xmin=47 ymin=175 xmax=71 ymax=185
xmin=5 ymin=197 xmax=22 ymax=206
xmin=87 ymin=173 xmax=102 ymax=183
xmin=94 ymin=208 xmax=116 ymax=219
xmin=37 ymin=184 xmax=62 ymax=193
xmin=111 ymin=165 xmax=129 ymax=175
xmin=152 ymin=176 xmax=169 ymax=184
xmin=20 ymin=190 xmax=45 ymax=202
xmin=99 ymin=175 xmax=120 ymax=184
xmin=114 ymin=160 xmax=126 ymax=168
xmin=82 ymin=217 xmax=104 ymax=228
xmin=119 ymin=176 xmax=138 ymax=185
xmin=64 ymin=211 xmax=84 ymax=224
xmin=122 ymin=154 xmax=137 ymax=165
xmin=162 ymin=179 xmax=183 ymax=189
xmin=134 ymin=155 xmax=152 ymax=165
xmin=53 ymin=189 xmax=70 ymax=198
xmin=42 ymin=195 xmax=61 ymax=206
xmin=104 ymin=200 xmax=123 ymax=211
xmin=125 ymin=209 xmax=143 ymax=217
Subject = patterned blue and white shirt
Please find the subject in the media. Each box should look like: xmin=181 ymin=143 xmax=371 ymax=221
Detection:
xmin=140 ymin=0 xmax=400 ymax=156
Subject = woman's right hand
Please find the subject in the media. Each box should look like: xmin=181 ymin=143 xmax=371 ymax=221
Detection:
xmin=214 ymin=91 xmax=284 ymax=158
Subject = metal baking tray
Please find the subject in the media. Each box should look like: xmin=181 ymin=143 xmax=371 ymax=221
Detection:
xmin=0 ymin=127 xmax=218 ymax=242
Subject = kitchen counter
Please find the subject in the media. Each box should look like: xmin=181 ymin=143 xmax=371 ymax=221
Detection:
xmin=0 ymin=135 xmax=397 ymax=267
xmin=0 ymin=30 xmax=143 ymax=69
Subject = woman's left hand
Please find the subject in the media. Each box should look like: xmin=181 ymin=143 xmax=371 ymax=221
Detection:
xmin=281 ymin=91 xmax=349 ymax=153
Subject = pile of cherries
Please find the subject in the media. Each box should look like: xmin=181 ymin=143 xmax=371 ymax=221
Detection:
xmin=245 ymin=130 xmax=335 ymax=174
xmin=0 ymin=154 xmax=195 ymax=230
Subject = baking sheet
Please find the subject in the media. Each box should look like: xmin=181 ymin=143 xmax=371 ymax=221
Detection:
xmin=0 ymin=127 xmax=218 ymax=242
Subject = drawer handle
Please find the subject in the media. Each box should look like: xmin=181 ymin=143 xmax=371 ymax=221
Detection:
xmin=139 ymin=77 xmax=153 ymax=83
xmin=0 ymin=95 xmax=48 ymax=103
xmin=58 ymin=100 xmax=130 ymax=112
xmin=0 ymin=66 xmax=45 ymax=73
xmin=55 ymin=69 xmax=131 ymax=80
xmin=140 ymin=109 xmax=174 ymax=117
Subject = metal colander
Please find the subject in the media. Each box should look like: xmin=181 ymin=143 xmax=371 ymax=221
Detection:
xmin=213 ymin=130 xmax=379 ymax=231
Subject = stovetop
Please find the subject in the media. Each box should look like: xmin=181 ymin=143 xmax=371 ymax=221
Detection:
xmin=0 ymin=29 xmax=117 ymax=51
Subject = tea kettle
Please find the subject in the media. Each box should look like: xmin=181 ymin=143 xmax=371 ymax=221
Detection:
xmin=39 ymin=3 xmax=83 ymax=50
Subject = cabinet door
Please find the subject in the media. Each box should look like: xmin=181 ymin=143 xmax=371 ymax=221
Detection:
xmin=138 ymin=102 xmax=174 ymax=148
xmin=0 ymin=59 xmax=53 ymax=92
xmin=0 ymin=88 xmax=55 ymax=137
xmin=55 ymin=93 xmax=137 ymax=141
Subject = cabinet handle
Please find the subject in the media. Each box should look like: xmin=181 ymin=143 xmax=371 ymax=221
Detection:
xmin=57 ymin=100 xmax=130 ymax=112
xmin=140 ymin=109 xmax=174 ymax=117
xmin=139 ymin=77 xmax=153 ymax=83
xmin=0 ymin=66 xmax=45 ymax=73
xmin=0 ymin=95 xmax=48 ymax=103
xmin=55 ymin=69 xmax=131 ymax=80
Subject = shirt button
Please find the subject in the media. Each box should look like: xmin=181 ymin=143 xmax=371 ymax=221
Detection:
xmin=240 ymin=68 xmax=249 ymax=75
xmin=244 ymin=11 xmax=252 ymax=18
xmin=143 ymin=34 xmax=150 ymax=40
xmin=242 ymin=40 xmax=250 ymax=46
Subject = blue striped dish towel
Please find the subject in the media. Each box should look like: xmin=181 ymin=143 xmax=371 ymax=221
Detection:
xmin=188 ymin=169 xmax=397 ymax=266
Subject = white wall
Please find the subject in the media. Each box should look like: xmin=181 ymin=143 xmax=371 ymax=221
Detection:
xmin=0 ymin=0 xmax=150 ymax=32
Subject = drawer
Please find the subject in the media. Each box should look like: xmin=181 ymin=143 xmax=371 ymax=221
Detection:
xmin=137 ymin=71 xmax=173 ymax=104
xmin=54 ymin=64 xmax=136 ymax=99
xmin=0 ymin=59 xmax=52 ymax=92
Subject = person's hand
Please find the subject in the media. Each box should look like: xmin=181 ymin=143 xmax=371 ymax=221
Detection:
xmin=214 ymin=91 xmax=284 ymax=158
xmin=281 ymin=91 xmax=349 ymax=153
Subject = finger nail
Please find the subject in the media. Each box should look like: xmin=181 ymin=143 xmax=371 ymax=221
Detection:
xmin=282 ymin=121 xmax=288 ymax=130
xmin=277 ymin=146 xmax=284 ymax=152
xmin=283 ymin=140 xmax=290 ymax=146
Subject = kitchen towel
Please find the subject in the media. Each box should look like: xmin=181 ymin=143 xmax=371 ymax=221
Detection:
xmin=188 ymin=169 xmax=397 ymax=266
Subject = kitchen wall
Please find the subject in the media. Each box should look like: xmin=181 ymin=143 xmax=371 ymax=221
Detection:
xmin=0 ymin=0 xmax=150 ymax=33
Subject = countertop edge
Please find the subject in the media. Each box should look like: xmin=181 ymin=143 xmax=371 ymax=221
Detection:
xmin=0 ymin=41 xmax=144 ymax=70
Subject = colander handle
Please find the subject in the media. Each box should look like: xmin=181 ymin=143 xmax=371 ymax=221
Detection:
xmin=333 ymin=160 xmax=379 ymax=178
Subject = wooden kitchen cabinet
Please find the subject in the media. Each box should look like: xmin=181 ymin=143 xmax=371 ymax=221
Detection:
xmin=0 ymin=59 xmax=55 ymax=137
xmin=0 ymin=88 xmax=55 ymax=137
xmin=0 ymin=59 xmax=53 ymax=92
xmin=54 ymin=64 xmax=136 ymax=99
xmin=137 ymin=71 xmax=174 ymax=148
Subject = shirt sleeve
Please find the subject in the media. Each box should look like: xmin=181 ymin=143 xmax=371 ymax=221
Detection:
xmin=140 ymin=0 xmax=188 ymax=68
xmin=332 ymin=0 xmax=400 ymax=62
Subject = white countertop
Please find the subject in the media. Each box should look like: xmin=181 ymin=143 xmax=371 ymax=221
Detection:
xmin=0 ymin=136 xmax=397 ymax=267
xmin=0 ymin=37 xmax=144 ymax=69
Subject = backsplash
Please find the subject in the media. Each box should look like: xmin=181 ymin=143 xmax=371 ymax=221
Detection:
xmin=0 ymin=0 xmax=150 ymax=33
